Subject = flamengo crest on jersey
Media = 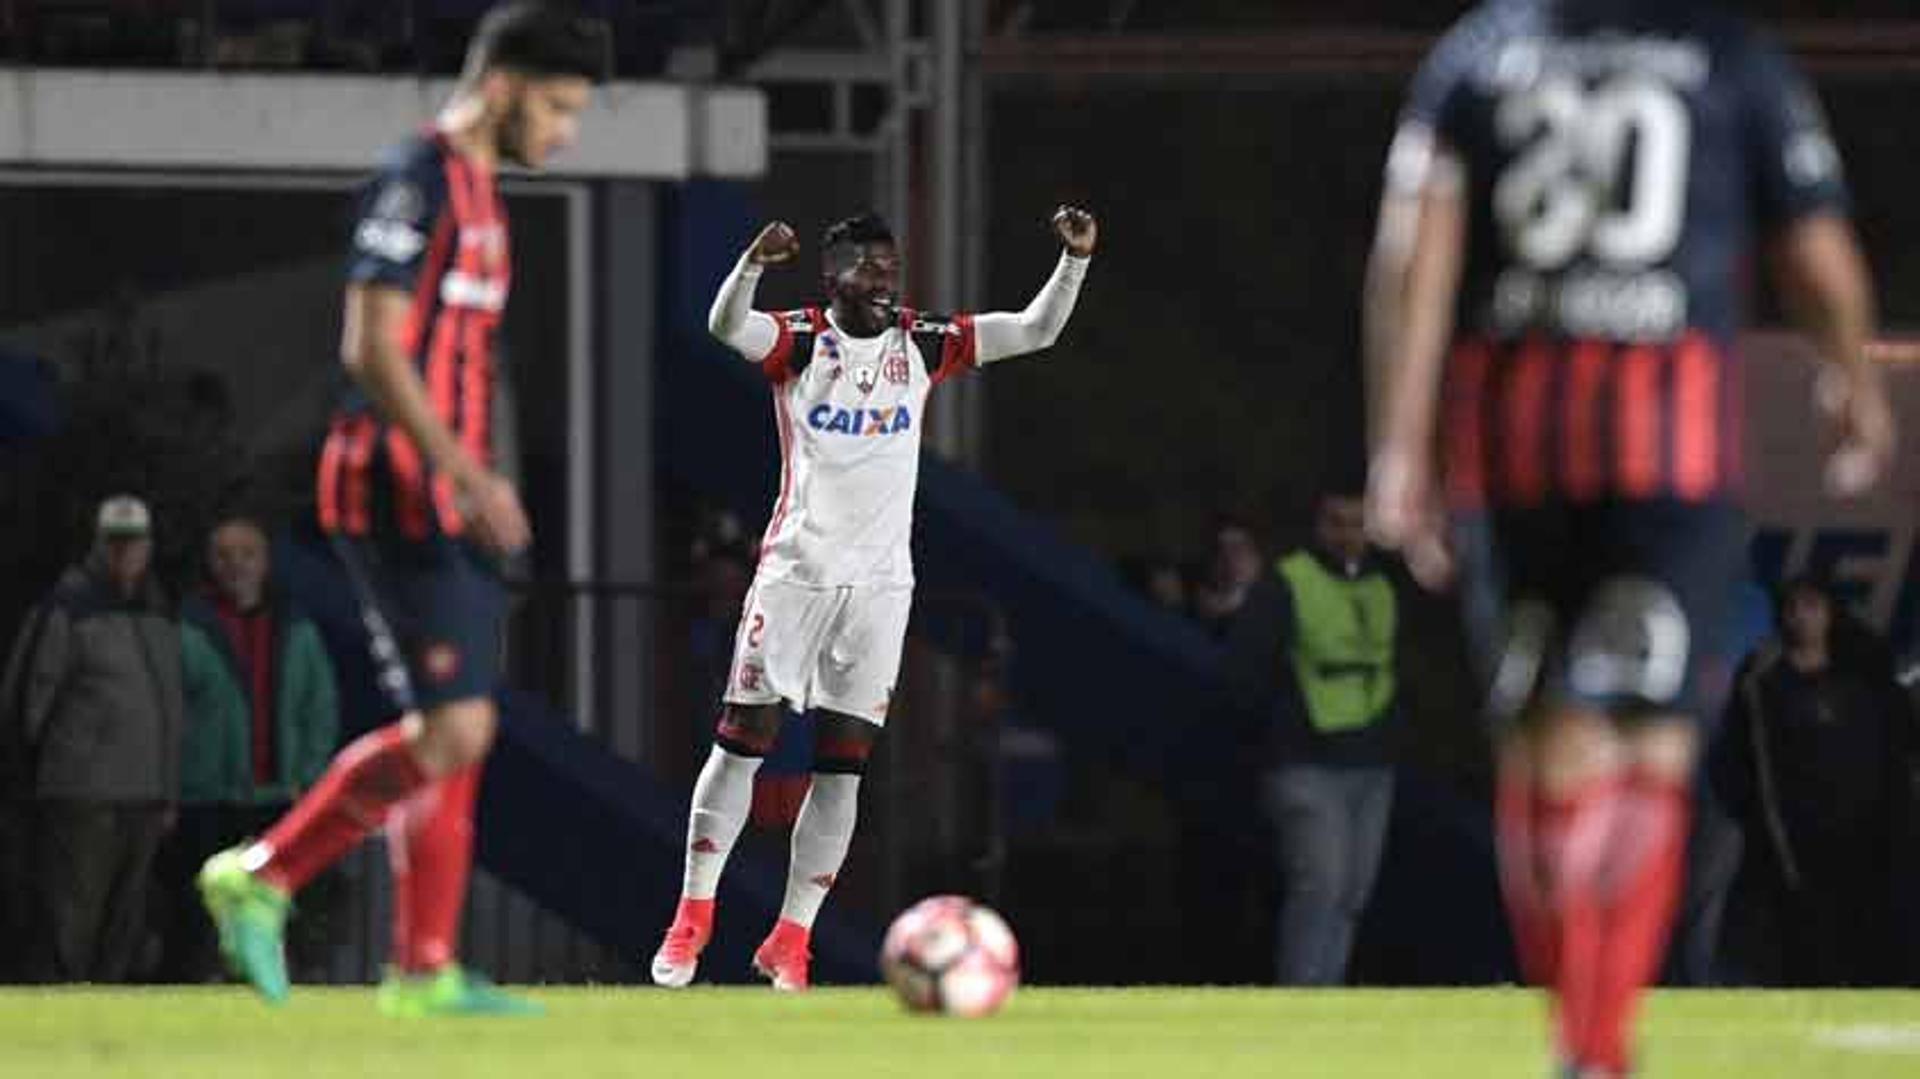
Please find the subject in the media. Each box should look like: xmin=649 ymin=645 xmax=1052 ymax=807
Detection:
xmin=753 ymin=306 xmax=976 ymax=588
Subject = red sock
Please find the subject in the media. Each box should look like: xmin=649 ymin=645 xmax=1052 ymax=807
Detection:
xmin=1535 ymin=775 xmax=1625 ymax=1066
xmin=257 ymin=724 xmax=430 ymax=892
xmin=1582 ymin=771 xmax=1689 ymax=1073
xmin=1495 ymin=772 xmax=1557 ymax=985
xmin=389 ymin=764 xmax=481 ymax=973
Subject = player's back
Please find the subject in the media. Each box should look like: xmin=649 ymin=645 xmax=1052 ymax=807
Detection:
xmin=1406 ymin=0 xmax=1847 ymax=509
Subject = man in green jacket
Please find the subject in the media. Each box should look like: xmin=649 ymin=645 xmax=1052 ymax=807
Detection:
xmin=1225 ymin=486 xmax=1401 ymax=985
xmin=157 ymin=515 xmax=338 ymax=982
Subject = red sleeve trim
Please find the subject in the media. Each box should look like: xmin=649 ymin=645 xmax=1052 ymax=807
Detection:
xmin=931 ymin=313 xmax=978 ymax=386
xmin=759 ymin=310 xmax=798 ymax=384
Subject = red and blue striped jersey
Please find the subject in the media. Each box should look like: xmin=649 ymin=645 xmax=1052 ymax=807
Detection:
xmin=318 ymin=132 xmax=510 ymax=540
xmin=1398 ymin=0 xmax=1849 ymax=509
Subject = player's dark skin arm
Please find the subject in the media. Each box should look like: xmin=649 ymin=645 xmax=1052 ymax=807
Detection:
xmin=1770 ymin=213 xmax=1894 ymax=493
xmin=749 ymin=208 xmax=1097 ymax=342
xmin=747 ymin=220 xmax=799 ymax=267
xmin=341 ymin=283 xmax=530 ymax=554
xmin=1052 ymin=206 xmax=1098 ymax=258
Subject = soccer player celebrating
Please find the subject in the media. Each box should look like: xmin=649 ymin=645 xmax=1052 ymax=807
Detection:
xmin=1365 ymin=2 xmax=1892 ymax=1076
xmin=651 ymin=206 xmax=1097 ymax=990
xmin=196 ymin=2 xmax=600 ymax=1015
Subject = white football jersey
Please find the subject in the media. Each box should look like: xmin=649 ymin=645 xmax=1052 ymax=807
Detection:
xmin=751 ymin=306 xmax=977 ymax=587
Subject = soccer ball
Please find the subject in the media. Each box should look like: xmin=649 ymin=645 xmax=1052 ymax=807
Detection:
xmin=879 ymin=895 xmax=1020 ymax=1018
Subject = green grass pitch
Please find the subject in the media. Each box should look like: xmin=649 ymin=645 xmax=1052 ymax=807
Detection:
xmin=5 ymin=986 xmax=1920 ymax=1078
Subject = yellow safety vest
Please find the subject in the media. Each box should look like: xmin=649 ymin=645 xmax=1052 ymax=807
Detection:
xmin=1277 ymin=551 xmax=1396 ymax=733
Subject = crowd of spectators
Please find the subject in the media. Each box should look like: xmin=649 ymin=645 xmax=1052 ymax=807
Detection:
xmin=1127 ymin=499 xmax=1919 ymax=987
xmin=1 ymin=495 xmax=342 ymax=983
xmin=3 ymin=483 xmax=1914 ymax=988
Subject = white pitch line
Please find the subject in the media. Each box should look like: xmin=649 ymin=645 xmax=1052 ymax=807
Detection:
xmin=1812 ymin=1024 xmax=1920 ymax=1053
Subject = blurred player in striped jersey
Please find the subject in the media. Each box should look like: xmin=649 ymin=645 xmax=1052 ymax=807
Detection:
xmin=196 ymin=2 xmax=599 ymax=1016
xmin=1365 ymin=1 xmax=1892 ymax=1074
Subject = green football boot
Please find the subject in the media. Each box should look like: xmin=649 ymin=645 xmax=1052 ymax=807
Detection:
xmin=196 ymin=846 xmax=292 ymax=1004
xmin=376 ymin=965 xmax=544 ymax=1018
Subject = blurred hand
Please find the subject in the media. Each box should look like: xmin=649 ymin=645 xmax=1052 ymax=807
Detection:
xmin=1052 ymin=206 xmax=1098 ymax=257
xmin=1819 ymin=360 xmax=1895 ymax=497
xmin=749 ymin=221 xmax=800 ymax=266
xmin=459 ymin=470 xmax=532 ymax=555
xmin=1366 ymin=447 xmax=1454 ymax=590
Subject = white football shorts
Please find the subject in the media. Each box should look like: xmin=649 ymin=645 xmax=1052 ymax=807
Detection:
xmin=723 ymin=577 xmax=913 ymax=726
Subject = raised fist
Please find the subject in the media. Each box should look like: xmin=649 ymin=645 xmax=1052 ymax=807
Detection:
xmin=749 ymin=221 xmax=800 ymax=266
xmin=1051 ymin=206 xmax=1098 ymax=257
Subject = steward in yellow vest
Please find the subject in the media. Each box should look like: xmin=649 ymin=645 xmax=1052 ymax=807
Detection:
xmin=1223 ymin=505 xmax=1401 ymax=765
xmin=1220 ymin=491 xmax=1402 ymax=985
xmin=1277 ymin=549 xmax=1396 ymax=735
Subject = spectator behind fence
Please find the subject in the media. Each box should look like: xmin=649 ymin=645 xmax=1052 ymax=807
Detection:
xmin=0 ymin=494 xmax=182 ymax=982
xmin=155 ymin=516 xmax=340 ymax=982
xmin=1713 ymin=574 xmax=1915 ymax=985
xmin=1224 ymin=488 xmax=1401 ymax=985
xmin=1192 ymin=516 xmax=1264 ymax=639
xmin=1667 ymin=579 xmax=1775 ymax=987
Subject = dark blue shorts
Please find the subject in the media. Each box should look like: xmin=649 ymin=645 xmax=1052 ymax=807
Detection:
xmin=332 ymin=534 xmax=504 ymax=714
xmin=1454 ymin=499 xmax=1746 ymax=724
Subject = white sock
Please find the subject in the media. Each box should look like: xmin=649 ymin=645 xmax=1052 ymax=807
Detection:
xmin=682 ymin=746 xmax=763 ymax=900
xmin=780 ymin=773 xmax=861 ymax=929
